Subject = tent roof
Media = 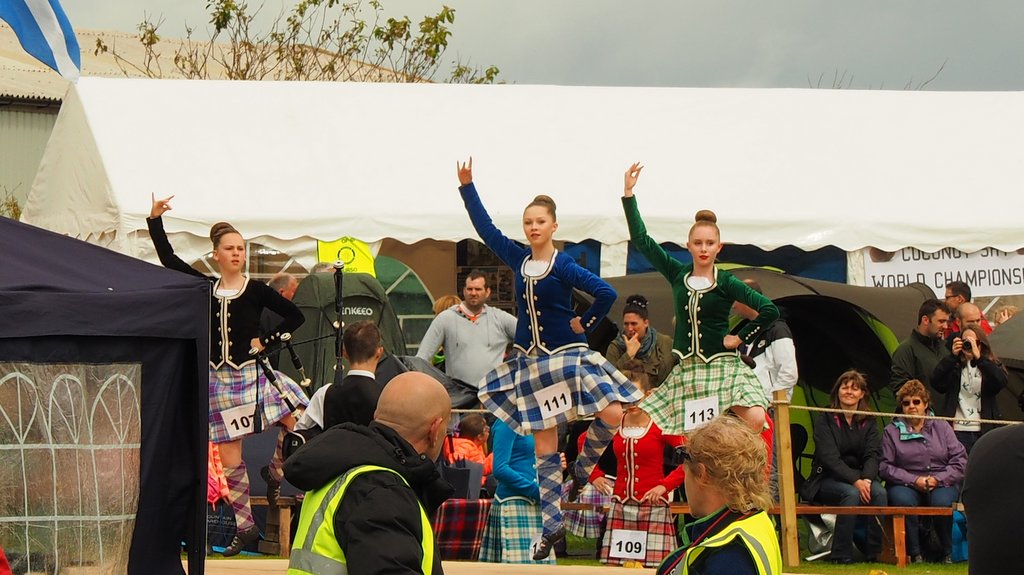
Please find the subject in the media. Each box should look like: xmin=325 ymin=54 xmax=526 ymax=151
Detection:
xmin=990 ymin=313 xmax=1024 ymax=370
xmin=0 ymin=216 xmax=209 ymax=339
xmin=22 ymin=77 xmax=1024 ymax=253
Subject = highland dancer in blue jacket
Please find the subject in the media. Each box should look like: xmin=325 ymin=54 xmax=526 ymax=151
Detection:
xmin=457 ymin=158 xmax=643 ymax=560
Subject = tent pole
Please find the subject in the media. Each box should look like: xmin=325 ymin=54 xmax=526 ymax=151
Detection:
xmin=774 ymin=389 xmax=800 ymax=567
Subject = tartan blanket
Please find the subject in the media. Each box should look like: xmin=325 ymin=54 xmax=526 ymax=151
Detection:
xmin=433 ymin=498 xmax=493 ymax=560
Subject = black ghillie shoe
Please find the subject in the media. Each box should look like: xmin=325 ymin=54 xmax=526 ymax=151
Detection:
xmin=532 ymin=524 xmax=566 ymax=561
xmin=260 ymin=465 xmax=281 ymax=508
xmin=565 ymin=462 xmax=587 ymax=503
xmin=222 ymin=525 xmax=260 ymax=557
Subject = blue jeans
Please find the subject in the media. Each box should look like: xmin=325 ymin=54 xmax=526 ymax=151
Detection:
xmin=886 ymin=484 xmax=959 ymax=556
xmin=817 ymin=477 xmax=887 ymax=560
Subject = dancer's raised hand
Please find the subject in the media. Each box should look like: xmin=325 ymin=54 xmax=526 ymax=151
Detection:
xmin=457 ymin=157 xmax=474 ymax=186
xmin=623 ymin=162 xmax=643 ymax=197
xmin=150 ymin=193 xmax=175 ymax=219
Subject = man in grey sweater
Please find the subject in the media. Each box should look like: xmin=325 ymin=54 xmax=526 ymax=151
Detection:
xmin=417 ymin=271 xmax=516 ymax=390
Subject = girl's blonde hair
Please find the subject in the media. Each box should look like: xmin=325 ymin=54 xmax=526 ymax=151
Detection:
xmin=432 ymin=294 xmax=461 ymax=315
xmin=209 ymin=221 xmax=241 ymax=249
xmin=689 ymin=209 xmax=720 ymax=239
xmin=687 ymin=416 xmax=771 ymax=512
xmin=525 ymin=194 xmax=557 ymax=221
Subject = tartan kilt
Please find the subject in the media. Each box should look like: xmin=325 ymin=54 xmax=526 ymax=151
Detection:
xmin=209 ymin=363 xmax=309 ymax=444
xmin=480 ymin=497 xmax=555 ymax=564
xmin=479 ymin=347 xmax=644 ymax=435
xmin=563 ymin=479 xmax=609 ymax=538
xmin=600 ymin=500 xmax=677 ymax=567
xmin=640 ymin=354 xmax=767 ymax=435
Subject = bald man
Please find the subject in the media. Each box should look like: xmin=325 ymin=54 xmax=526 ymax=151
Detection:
xmin=285 ymin=372 xmax=454 ymax=575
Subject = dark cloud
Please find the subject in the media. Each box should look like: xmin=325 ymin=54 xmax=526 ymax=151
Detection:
xmin=62 ymin=0 xmax=1024 ymax=89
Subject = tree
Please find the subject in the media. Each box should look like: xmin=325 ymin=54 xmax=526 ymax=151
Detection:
xmin=807 ymin=60 xmax=946 ymax=90
xmin=95 ymin=0 xmax=500 ymax=84
xmin=0 ymin=188 xmax=21 ymax=220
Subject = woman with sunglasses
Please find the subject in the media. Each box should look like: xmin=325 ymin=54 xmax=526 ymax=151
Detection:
xmin=880 ymin=379 xmax=967 ymax=564
xmin=656 ymin=416 xmax=781 ymax=575
xmin=801 ymin=370 xmax=886 ymax=564
xmin=932 ymin=323 xmax=1008 ymax=453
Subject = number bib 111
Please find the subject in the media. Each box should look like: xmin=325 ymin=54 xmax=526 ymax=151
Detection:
xmin=684 ymin=395 xmax=718 ymax=430
xmin=534 ymin=381 xmax=573 ymax=419
xmin=609 ymin=529 xmax=646 ymax=560
xmin=220 ymin=403 xmax=257 ymax=439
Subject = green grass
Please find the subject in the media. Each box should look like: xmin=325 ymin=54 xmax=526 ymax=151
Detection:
xmin=787 ymin=563 xmax=966 ymax=574
xmin=562 ymin=530 xmax=969 ymax=573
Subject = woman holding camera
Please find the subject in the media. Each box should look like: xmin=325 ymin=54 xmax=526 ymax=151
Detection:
xmin=932 ymin=323 xmax=1007 ymax=454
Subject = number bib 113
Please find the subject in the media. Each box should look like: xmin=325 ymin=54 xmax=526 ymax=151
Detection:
xmin=220 ymin=402 xmax=257 ymax=439
xmin=684 ymin=395 xmax=718 ymax=431
xmin=534 ymin=380 xmax=573 ymax=419
xmin=609 ymin=528 xmax=646 ymax=560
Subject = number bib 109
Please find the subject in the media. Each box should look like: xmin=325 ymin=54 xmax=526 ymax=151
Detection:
xmin=220 ymin=402 xmax=257 ymax=439
xmin=684 ymin=395 xmax=718 ymax=431
xmin=609 ymin=529 xmax=646 ymax=560
xmin=534 ymin=380 xmax=573 ymax=419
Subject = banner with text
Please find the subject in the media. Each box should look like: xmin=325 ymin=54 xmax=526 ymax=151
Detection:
xmin=863 ymin=247 xmax=1024 ymax=298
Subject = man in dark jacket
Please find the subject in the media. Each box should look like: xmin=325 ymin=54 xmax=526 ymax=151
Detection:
xmin=889 ymin=299 xmax=950 ymax=403
xmin=285 ymin=372 xmax=454 ymax=574
xmin=963 ymin=423 xmax=1024 ymax=574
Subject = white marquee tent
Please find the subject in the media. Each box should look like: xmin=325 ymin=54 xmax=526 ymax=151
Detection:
xmin=21 ymin=77 xmax=1024 ymax=280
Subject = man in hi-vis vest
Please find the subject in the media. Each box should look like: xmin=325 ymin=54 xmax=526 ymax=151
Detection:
xmin=285 ymin=372 xmax=453 ymax=574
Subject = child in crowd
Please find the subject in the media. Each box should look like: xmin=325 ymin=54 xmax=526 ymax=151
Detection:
xmin=593 ymin=363 xmax=687 ymax=568
xmin=479 ymin=419 xmax=556 ymax=564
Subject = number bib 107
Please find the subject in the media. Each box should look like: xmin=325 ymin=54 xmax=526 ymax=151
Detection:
xmin=684 ymin=395 xmax=718 ymax=431
xmin=220 ymin=403 xmax=257 ymax=439
xmin=609 ymin=529 xmax=646 ymax=560
xmin=534 ymin=380 xmax=573 ymax=419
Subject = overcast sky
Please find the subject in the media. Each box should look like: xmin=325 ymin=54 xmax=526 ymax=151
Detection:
xmin=61 ymin=1 xmax=1024 ymax=89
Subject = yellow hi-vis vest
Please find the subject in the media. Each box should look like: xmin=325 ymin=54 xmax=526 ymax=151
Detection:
xmin=660 ymin=510 xmax=781 ymax=575
xmin=287 ymin=464 xmax=435 ymax=575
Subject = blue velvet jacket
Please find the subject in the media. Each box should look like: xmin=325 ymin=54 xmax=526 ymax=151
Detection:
xmin=460 ymin=183 xmax=616 ymax=355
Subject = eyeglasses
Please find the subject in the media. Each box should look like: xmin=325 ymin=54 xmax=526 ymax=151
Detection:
xmin=672 ymin=446 xmax=692 ymax=465
xmin=901 ymin=399 xmax=924 ymax=407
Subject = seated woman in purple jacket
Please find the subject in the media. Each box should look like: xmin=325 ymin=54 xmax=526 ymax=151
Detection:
xmin=880 ymin=379 xmax=967 ymax=564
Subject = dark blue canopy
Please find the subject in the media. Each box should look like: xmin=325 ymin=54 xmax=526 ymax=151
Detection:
xmin=0 ymin=217 xmax=209 ymax=575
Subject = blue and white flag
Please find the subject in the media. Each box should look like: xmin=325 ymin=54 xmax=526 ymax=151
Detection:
xmin=0 ymin=0 xmax=81 ymax=81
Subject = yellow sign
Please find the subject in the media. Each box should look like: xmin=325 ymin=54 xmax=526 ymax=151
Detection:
xmin=317 ymin=237 xmax=376 ymax=277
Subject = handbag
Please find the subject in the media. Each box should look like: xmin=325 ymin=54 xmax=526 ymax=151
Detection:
xmin=799 ymin=462 xmax=826 ymax=502
xmin=438 ymin=434 xmax=484 ymax=500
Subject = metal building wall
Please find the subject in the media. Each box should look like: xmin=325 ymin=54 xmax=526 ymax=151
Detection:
xmin=0 ymin=107 xmax=57 ymax=211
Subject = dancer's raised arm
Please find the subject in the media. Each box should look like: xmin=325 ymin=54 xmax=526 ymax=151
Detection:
xmin=624 ymin=162 xmax=643 ymax=197
xmin=457 ymin=157 xmax=525 ymax=268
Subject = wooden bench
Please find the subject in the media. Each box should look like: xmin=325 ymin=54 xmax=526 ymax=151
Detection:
xmin=250 ymin=495 xmax=300 ymax=558
xmin=563 ymin=502 xmax=954 ymax=568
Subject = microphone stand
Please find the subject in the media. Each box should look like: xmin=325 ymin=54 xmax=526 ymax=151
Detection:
xmin=333 ymin=260 xmax=345 ymax=375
